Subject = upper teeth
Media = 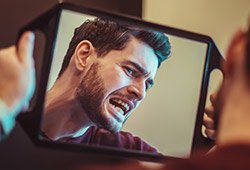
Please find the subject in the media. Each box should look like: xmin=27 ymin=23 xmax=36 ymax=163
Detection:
xmin=110 ymin=99 xmax=130 ymax=113
xmin=117 ymin=99 xmax=129 ymax=112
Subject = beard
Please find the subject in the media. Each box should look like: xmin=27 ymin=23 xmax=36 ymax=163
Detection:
xmin=75 ymin=62 xmax=122 ymax=133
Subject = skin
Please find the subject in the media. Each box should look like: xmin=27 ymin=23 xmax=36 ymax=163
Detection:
xmin=203 ymin=93 xmax=217 ymax=140
xmin=203 ymin=30 xmax=249 ymax=143
xmin=73 ymin=28 xmax=250 ymax=170
xmin=203 ymin=30 xmax=250 ymax=145
xmin=216 ymin=29 xmax=250 ymax=146
xmin=43 ymin=37 xmax=158 ymax=140
xmin=0 ymin=31 xmax=35 ymax=115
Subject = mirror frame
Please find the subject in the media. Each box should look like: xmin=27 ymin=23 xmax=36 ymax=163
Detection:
xmin=16 ymin=2 xmax=223 ymax=162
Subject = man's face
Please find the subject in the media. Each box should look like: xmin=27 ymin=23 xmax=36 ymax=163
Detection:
xmin=76 ymin=37 xmax=159 ymax=133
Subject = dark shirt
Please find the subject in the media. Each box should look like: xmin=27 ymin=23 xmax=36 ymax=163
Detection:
xmin=44 ymin=126 xmax=158 ymax=154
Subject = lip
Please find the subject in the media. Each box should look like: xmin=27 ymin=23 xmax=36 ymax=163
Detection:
xmin=109 ymin=96 xmax=135 ymax=116
xmin=106 ymin=101 xmax=125 ymax=123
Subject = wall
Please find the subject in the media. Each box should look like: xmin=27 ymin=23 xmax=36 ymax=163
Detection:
xmin=143 ymin=0 xmax=250 ymax=56
xmin=0 ymin=0 xmax=142 ymax=47
xmin=123 ymin=0 xmax=250 ymax=156
xmin=127 ymin=0 xmax=249 ymax=157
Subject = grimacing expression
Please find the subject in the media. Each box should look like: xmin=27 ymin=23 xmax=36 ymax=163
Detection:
xmin=76 ymin=37 xmax=158 ymax=133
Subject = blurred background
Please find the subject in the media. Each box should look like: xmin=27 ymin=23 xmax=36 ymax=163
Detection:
xmin=1 ymin=0 xmax=249 ymax=56
xmin=144 ymin=0 xmax=250 ymax=57
xmin=0 ymin=0 xmax=142 ymax=47
xmin=0 ymin=0 xmax=249 ymax=168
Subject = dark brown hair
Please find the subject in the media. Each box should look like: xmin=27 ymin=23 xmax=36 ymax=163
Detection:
xmin=58 ymin=18 xmax=171 ymax=77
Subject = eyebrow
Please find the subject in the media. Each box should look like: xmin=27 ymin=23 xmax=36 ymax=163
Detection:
xmin=123 ymin=60 xmax=155 ymax=88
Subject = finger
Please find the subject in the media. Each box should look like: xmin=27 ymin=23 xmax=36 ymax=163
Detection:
xmin=210 ymin=93 xmax=218 ymax=105
xmin=205 ymin=129 xmax=216 ymax=140
xmin=204 ymin=105 xmax=215 ymax=118
xmin=203 ymin=114 xmax=215 ymax=129
xmin=17 ymin=31 xmax=35 ymax=66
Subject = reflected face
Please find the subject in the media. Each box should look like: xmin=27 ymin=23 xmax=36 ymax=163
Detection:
xmin=76 ymin=37 xmax=158 ymax=133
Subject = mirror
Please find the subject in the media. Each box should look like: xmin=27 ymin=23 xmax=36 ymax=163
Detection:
xmin=40 ymin=9 xmax=208 ymax=158
xmin=18 ymin=3 xmax=223 ymax=160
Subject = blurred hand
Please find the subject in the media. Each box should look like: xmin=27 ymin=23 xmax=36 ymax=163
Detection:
xmin=214 ymin=29 xmax=250 ymax=146
xmin=203 ymin=29 xmax=248 ymax=142
xmin=203 ymin=93 xmax=217 ymax=140
xmin=0 ymin=31 xmax=35 ymax=116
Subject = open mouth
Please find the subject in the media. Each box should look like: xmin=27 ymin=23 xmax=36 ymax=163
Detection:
xmin=109 ymin=98 xmax=131 ymax=116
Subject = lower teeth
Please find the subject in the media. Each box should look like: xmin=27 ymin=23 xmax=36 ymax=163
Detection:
xmin=111 ymin=104 xmax=123 ymax=114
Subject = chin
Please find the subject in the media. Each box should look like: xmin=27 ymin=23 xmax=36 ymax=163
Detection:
xmin=101 ymin=104 xmax=123 ymax=133
xmin=104 ymin=120 xmax=123 ymax=133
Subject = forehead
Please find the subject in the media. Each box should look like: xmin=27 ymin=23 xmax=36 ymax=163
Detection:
xmin=120 ymin=37 xmax=159 ymax=78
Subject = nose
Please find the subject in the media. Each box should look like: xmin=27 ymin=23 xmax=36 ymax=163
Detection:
xmin=127 ymin=82 xmax=146 ymax=101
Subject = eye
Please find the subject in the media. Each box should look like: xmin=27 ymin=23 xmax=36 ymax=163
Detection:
xmin=145 ymin=79 xmax=154 ymax=91
xmin=145 ymin=83 xmax=149 ymax=91
xmin=127 ymin=67 xmax=134 ymax=75
xmin=124 ymin=66 xmax=138 ymax=77
xmin=145 ymin=82 xmax=150 ymax=91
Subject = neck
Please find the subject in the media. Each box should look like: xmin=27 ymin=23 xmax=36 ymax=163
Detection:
xmin=42 ymin=72 xmax=93 ymax=141
xmin=217 ymin=81 xmax=250 ymax=147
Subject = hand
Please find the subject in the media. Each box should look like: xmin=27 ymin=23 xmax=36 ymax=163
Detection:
xmin=203 ymin=93 xmax=217 ymax=140
xmin=214 ymin=29 xmax=250 ymax=146
xmin=0 ymin=31 xmax=35 ymax=116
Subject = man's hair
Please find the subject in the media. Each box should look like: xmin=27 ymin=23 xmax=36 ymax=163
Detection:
xmin=58 ymin=18 xmax=171 ymax=77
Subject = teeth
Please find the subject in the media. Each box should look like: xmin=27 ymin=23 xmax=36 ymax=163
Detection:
xmin=110 ymin=98 xmax=130 ymax=113
xmin=111 ymin=103 xmax=124 ymax=114
xmin=116 ymin=99 xmax=129 ymax=112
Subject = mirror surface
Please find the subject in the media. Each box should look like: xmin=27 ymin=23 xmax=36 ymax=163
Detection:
xmin=40 ymin=9 xmax=208 ymax=158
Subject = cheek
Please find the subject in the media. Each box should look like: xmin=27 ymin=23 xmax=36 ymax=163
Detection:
xmin=101 ymin=68 xmax=130 ymax=91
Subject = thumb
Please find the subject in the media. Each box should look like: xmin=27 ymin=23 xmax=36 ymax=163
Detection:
xmin=17 ymin=31 xmax=35 ymax=66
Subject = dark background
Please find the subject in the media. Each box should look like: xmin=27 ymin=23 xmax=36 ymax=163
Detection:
xmin=0 ymin=1 xmax=142 ymax=169
xmin=0 ymin=0 xmax=142 ymax=47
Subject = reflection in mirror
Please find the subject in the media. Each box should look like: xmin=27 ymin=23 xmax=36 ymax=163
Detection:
xmin=40 ymin=9 xmax=208 ymax=158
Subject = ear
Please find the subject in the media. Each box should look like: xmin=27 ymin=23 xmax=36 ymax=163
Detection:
xmin=74 ymin=40 xmax=95 ymax=71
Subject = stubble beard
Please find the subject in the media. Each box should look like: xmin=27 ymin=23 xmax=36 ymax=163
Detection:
xmin=75 ymin=62 xmax=122 ymax=133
